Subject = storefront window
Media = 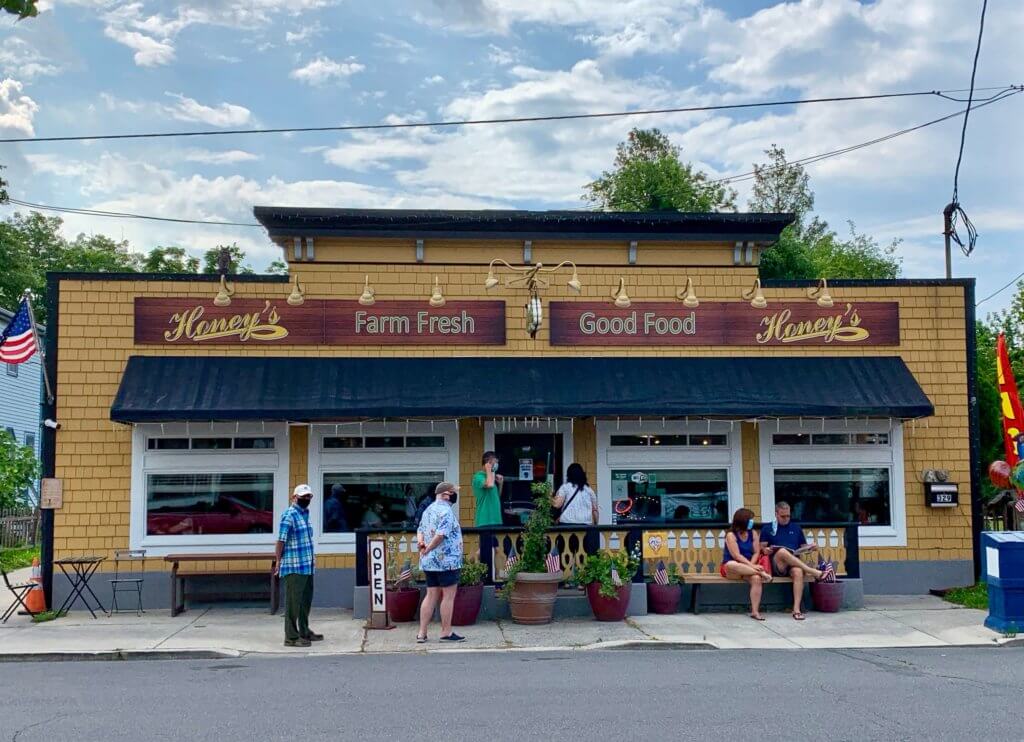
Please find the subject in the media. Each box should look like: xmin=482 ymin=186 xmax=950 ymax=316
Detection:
xmin=773 ymin=468 xmax=891 ymax=526
xmin=146 ymin=472 xmax=275 ymax=535
xmin=322 ymin=471 xmax=444 ymax=532
xmin=611 ymin=468 xmax=729 ymax=525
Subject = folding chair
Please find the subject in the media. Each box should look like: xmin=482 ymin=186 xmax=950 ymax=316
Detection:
xmin=109 ymin=549 xmax=146 ymax=616
xmin=1 ymin=569 xmax=36 ymax=623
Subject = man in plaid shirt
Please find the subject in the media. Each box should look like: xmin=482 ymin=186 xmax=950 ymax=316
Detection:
xmin=274 ymin=484 xmax=322 ymax=647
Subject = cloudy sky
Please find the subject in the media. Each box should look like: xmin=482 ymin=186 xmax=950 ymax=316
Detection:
xmin=1 ymin=0 xmax=1021 ymax=310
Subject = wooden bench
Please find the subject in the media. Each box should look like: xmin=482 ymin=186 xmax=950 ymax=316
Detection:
xmin=683 ymin=574 xmax=794 ymax=615
xmin=165 ymin=554 xmax=278 ymax=617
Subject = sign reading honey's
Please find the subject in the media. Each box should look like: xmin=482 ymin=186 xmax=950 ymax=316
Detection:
xmin=550 ymin=301 xmax=899 ymax=346
xmin=135 ymin=298 xmax=506 ymax=345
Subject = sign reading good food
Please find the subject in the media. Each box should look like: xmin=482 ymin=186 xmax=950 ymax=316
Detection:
xmin=550 ymin=301 xmax=899 ymax=346
xmin=134 ymin=298 xmax=506 ymax=345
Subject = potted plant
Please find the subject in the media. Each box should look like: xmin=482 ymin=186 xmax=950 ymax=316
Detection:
xmin=385 ymin=537 xmax=420 ymax=623
xmin=452 ymin=559 xmax=488 ymax=626
xmin=646 ymin=562 xmax=683 ymax=614
xmin=578 ymin=542 xmax=642 ymax=621
xmin=501 ymin=482 xmax=563 ymax=625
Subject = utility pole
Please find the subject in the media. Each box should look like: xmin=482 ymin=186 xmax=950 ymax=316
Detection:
xmin=943 ymin=202 xmax=955 ymax=279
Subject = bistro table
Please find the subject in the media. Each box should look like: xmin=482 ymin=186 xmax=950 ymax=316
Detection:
xmin=54 ymin=555 xmax=107 ymax=618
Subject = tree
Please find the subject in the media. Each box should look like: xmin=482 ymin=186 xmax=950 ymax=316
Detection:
xmin=584 ymin=128 xmax=736 ymax=212
xmin=141 ymin=246 xmax=200 ymax=273
xmin=0 ymin=164 xmax=8 ymax=203
xmin=1 ymin=0 xmax=38 ymax=20
xmin=0 ymin=430 xmax=39 ymax=509
xmin=266 ymin=259 xmax=289 ymax=275
xmin=749 ymin=146 xmax=901 ymax=280
xmin=202 ymin=244 xmax=255 ymax=274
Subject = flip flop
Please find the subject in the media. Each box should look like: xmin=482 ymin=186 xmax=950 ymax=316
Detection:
xmin=416 ymin=635 xmax=428 ymax=644
xmin=750 ymin=613 xmax=766 ymax=621
xmin=793 ymin=612 xmax=806 ymax=621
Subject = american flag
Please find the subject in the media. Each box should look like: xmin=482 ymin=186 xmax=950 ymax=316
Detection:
xmin=398 ymin=559 xmax=413 ymax=585
xmin=0 ymin=299 xmax=38 ymax=364
xmin=546 ymin=546 xmax=561 ymax=573
xmin=1015 ymin=496 xmax=1024 ymax=514
xmin=505 ymin=547 xmax=518 ymax=573
xmin=653 ymin=560 xmax=669 ymax=585
xmin=611 ymin=566 xmax=623 ymax=587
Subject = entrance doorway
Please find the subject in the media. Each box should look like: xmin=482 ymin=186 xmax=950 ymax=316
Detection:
xmin=484 ymin=421 xmax=572 ymax=526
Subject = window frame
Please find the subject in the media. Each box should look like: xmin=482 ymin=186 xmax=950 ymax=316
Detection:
xmin=130 ymin=422 xmax=290 ymax=555
xmin=758 ymin=419 xmax=906 ymax=547
xmin=308 ymin=421 xmax=459 ymax=553
xmin=6 ymin=363 xmax=17 ymax=377
xmin=596 ymin=420 xmax=744 ymax=526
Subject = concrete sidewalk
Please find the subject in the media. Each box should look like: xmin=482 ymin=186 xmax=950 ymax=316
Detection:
xmin=0 ymin=594 xmax=1013 ymax=660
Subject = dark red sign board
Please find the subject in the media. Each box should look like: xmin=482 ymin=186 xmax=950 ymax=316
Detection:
xmin=135 ymin=298 xmax=506 ymax=346
xmin=549 ymin=301 xmax=899 ymax=346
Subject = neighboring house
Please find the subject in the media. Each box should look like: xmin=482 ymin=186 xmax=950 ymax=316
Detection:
xmin=0 ymin=306 xmax=44 ymax=504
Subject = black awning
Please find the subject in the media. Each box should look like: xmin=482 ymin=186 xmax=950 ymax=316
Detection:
xmin=110 ymin=355 xmax=933 ymax=423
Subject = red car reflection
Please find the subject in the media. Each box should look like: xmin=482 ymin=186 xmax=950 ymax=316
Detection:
xmin=147 ymin=496 xmax=273 ymax=535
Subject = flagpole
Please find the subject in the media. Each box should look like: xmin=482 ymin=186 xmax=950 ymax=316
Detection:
xmin=22 ymin=289 xmax=53 ymax=404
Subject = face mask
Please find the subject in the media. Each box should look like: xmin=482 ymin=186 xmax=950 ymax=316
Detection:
xmin=297 ymin=497 xmax=312 ymax=509
xmin=747 ymin=518 xmax=755 ymax=531
xmin=448 ymin=492 xmax=458 ymax=505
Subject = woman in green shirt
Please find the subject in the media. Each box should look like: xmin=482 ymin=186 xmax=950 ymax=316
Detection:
xmin=472 ymin=451 xmax=504 ymax=527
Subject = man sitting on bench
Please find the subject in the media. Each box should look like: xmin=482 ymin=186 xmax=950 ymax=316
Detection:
xmin=760 ymin=501 xmax=833 ymax=620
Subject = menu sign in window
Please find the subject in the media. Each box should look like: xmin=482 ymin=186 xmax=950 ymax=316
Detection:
xmin=549 ymin=301 xmax=899 ymax=346
xmin=135 ymin=298 xmax=506 ymax=345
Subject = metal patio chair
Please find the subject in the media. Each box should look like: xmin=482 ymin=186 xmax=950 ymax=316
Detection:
xmin=1 ymin=568 xmax=37 ymax=623
xmin=108 ymin=549 xmax=146 ymax=616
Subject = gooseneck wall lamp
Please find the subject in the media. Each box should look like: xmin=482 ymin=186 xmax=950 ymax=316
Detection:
xmin=483 ymin=259 xmax=581 ymax=338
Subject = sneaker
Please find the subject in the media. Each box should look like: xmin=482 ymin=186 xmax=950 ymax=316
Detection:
xmin=439 ymin=633 xmax=465 ymax=642
xmin=304 ymin=632 xmax=324 ymax=641
xmin=284 ymin=637 xmax=312 ymax=647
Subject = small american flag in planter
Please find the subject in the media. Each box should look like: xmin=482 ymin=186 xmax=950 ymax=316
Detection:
xmin=505 ymin=547 xmax=519 ymax=574
xmin=1015 ymin=496 xmax=1024 ymax=514
xmin=611 ymin=566 xmax=623 ymax=587
xmin=546 ymin=546 xmax=561 ymax=573
xmin=653 ymin=560 xmax=669 ymax=585
xmin=398 ymin=559 xmax=413 ymax=585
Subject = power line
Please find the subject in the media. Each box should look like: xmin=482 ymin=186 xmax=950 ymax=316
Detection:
xmin=712 ymin=87 xmax=1020 ymax=184
xmin=977 ymin=270 xmax=1024 ymax=307
xmin=0 ymin=86 xmax=1014 ymax=145
xmin=3 ymin=198 xmax=262 ymax=227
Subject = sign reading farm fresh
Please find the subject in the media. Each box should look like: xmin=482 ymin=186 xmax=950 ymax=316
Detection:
xmin=135 ymin=298 xmax=506 ymax=345
xmin=549 ymin=301 xmax=899 ymax=346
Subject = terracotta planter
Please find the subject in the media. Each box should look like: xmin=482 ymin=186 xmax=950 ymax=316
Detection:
xmin=387 ymin=587 xmax=420 ymax=623
xmin=646 ymin=583 xmax=682 ymax=614
xmin=509 ymin=571 xmax=563 ymax=625
xmin=586 ymin=582 xmax=631 ymax=621
xmin=810 ymin=580 xmax=845 ymax=613
xmin=452 ymin=583 xmax=483 ymax=626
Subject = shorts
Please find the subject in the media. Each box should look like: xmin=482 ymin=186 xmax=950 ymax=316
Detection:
xmin=424 ymin=569 xmax=461 ymax=587
xmin=719 ymin=562 xmax=730 ymax=578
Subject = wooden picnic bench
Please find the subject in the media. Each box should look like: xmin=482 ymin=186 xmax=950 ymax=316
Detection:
xmin=683 ymin=570 xmax=845 ymax=614
xmin=164 ymin=554 xmax=278 ymax=617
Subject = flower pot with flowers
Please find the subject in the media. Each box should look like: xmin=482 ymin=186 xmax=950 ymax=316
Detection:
xmin=500 ymin=482 xmax=564 ymax=625
xmin=385 ymin=537 xmax=420 ymax=623
xmin=645 ymin=561 xmax=683 ymax=614
xmin=452 ymin=559 xmax=488 ymax=626
xmin=578 ymin=542 xmax=642 ymax=621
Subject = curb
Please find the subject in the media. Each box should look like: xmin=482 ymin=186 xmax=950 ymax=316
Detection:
xmin=587 ymin=639 xmax=716 ymax=651
xmin=0 ymin=648 xmax=242 ymax=663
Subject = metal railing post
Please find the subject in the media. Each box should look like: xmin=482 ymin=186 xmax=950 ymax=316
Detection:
xmin=844 ymin=524 xmax=860 ymax=579
xmin=355 ymin=529 xmax=368 ymax=587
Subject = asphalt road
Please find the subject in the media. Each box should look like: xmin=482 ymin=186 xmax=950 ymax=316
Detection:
xmin=3 ymin=647 xmax=1023 ymax=741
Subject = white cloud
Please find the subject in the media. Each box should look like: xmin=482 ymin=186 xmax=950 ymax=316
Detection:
xmin=486 ymin=44 xmax=519 ymax=66
xmin=423 ymin=75 xmax=445 ymax=85
xmin=285 ymin=21 xmax=324 ymax=44
xmin=290 ymin=56 xmax=365 ymax=85
xmin=183 ymin=149 xmax=262 ymax=165
xmin=103 ymin=26 xmax=177 ymax=66
xmin=0 ymin=79 xmax=39 ymax=136
xmin=374 ymin=33 xmax=418 ymax=63
xmin=0 ymin=39 xmax=60 ymax=80
xmin=164 ymin=93 xmax=252 ymax=127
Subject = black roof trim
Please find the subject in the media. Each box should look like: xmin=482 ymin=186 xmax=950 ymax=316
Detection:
xmin=47 ymin=272 xmax=289 ymax=283
xmin=253 ymin=207 xmax=794 ymax=241
xmin=764 ymin=278 xmax=975 ymax=289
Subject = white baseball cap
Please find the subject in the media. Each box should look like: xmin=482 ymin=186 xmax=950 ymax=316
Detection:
xmin=293 ymin=484 xmax=313 ymax=497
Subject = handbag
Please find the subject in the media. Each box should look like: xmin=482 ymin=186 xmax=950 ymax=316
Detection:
xmin=553 ymin=485 xmax=582 ymax=523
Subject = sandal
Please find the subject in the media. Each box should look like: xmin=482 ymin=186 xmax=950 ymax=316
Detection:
xmin=793 ymin=612 xmax=806 ymax=621
xmin=750 ymin=613 xmax=766 ymax=621
xmin=416 ymin=634 xmax=427 ymax=644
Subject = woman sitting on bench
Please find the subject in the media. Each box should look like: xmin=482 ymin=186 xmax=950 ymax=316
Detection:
xmin=720 ymin=508 xmax=773 ymax=621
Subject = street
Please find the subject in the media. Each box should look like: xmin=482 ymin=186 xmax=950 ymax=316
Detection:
xmin=3 ymin=647 xmax=1022 ymax=741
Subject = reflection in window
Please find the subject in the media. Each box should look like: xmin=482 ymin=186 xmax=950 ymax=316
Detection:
xmin=146 ymin=473 xmax=274 ymax=535
xmin=611 ymin=469 xmax=729 ymax=525
xmin=610 ymin=434 xmax=726 ymax=447
xmin=322 ymin=471 xmax=444 ymax=532
xmin=774 ymin=468 xmax=891 ymax=526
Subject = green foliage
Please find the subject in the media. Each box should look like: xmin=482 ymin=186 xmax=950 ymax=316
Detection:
xmin=578 ymin=542 xmax=643 ymax=599
xmin=749 ymin=147 xmax=901 ymax=280
xmin=645 ymin=562 xmax=681 ymax=585
xmin=584 ymin=128 xmax=736 ymax=213
xmin=0 ymin=430 xmax=39 ymax=509
xmin=266 ymin=259 xmax=289 ymax=275
xmin=0 ymin=164 xmax=8 ymax=203
xmin=942 ymin=582 xmax=988 ymax=610
xmin=0 ymin=546 xmax=39 ymax=572
xmin=31 ymin=610 xmax=66 ymax=623
xmin=140 ymin=246 xmax=200 ymax=273
xmin=202 ymin=244 xmax=255 ymax=274
xmin=500 ymin=481 xmax=555 ymax=599
xmin=1 ymin=0 xmax=38 ymax=20
xmin=458 ymin=559 xmax=488 ymax=586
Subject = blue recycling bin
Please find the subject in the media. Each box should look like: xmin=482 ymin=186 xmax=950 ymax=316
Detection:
xmin=983 ymin=532 xmax=1024 ymax=633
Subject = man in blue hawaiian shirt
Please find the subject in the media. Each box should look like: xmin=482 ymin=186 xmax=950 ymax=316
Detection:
xmin=416 ymin=481 xmax=465 ymax=643
xmin=274 ymin=484 xmax=322 ymax=647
